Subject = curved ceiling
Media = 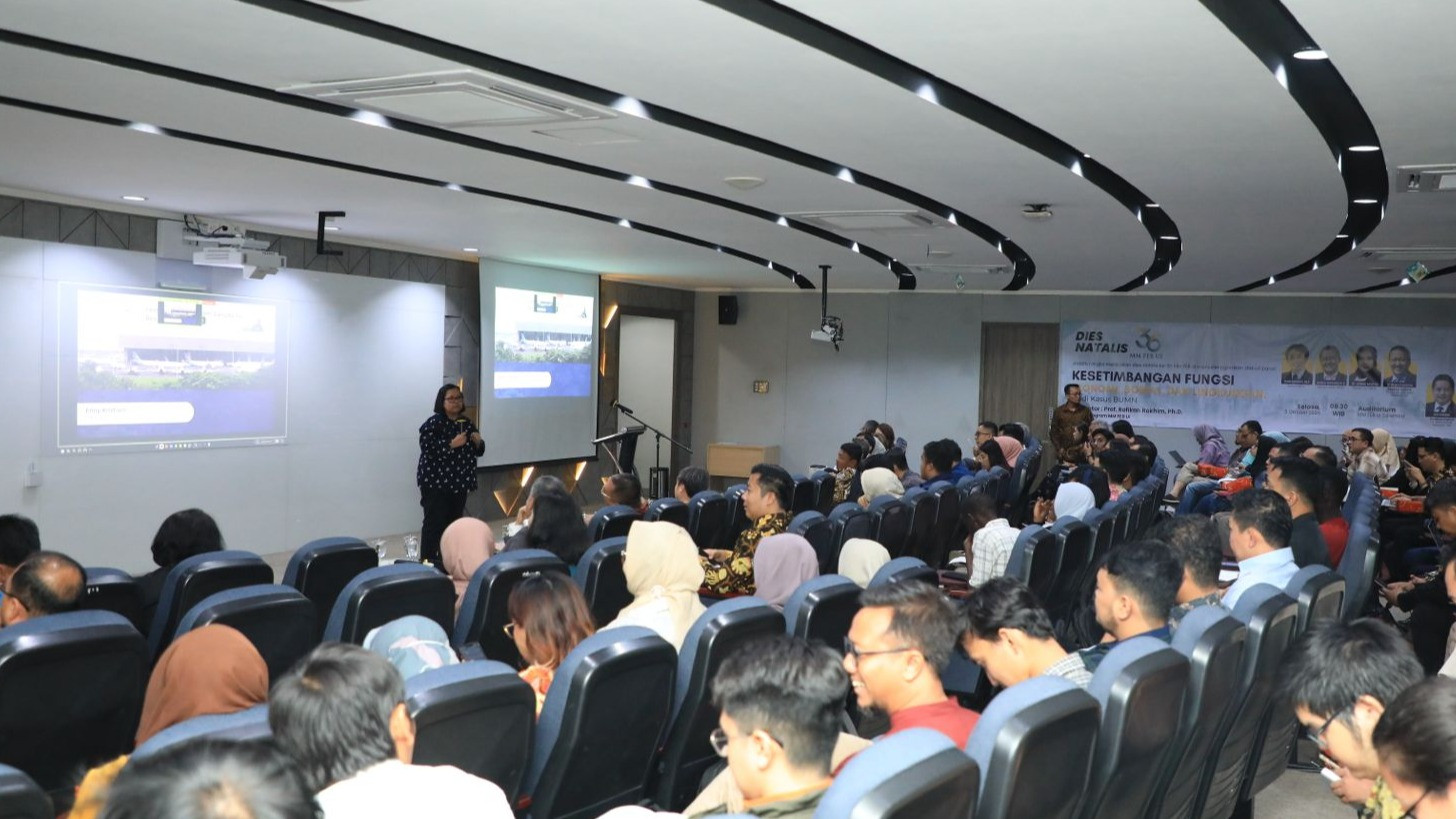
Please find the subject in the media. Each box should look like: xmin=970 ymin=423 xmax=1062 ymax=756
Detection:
xmin=0 ymin=0 xmax=1448 ymax=295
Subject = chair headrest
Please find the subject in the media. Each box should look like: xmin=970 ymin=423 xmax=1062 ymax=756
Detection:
xmin=674 ymin=597 xmax=779 ymax=710
xmin=1086 ymin=636 xmax=1184 ymax=707
xmin=868 ymin=556 xmax=930 ymax=588
xmin=175 ymin=583 xmax=308 ymax=636
xmin=1230 ymin=583 xmax=1292 ymax=623
xmin=965 ymin=675 xmax=1090 ymax=775
xmin=324 ymin=562 xmax=443 ymax=639
xmin=131 ymin=704 xmax=270 ymax=760
xmin=0 ymin=609 xmax=137 ymax=653
xmin=575 ymin=537 xmax=628 ymax=577
xmin=818 ymin=728 xmax=969 ymax=816
xmin=404 ymin=658 xmax=520 ymax=700
xmin=782 ymin=574 xmax=857 ymax=630
xmin=1170 ymin=605 xmax=1235 ymax=655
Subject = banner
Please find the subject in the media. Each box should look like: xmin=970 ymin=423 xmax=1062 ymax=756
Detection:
xmin=1058 ymin=321 xmax=1456 ymax=437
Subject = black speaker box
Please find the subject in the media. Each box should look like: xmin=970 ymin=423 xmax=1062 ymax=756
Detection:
xmin=718 ymin=295 xmax=739 ymax=325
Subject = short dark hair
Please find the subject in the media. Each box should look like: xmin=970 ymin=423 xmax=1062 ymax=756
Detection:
xmin=1072 ymin=466 xmax=1111 ymax=508
xmin=1316 ymin=467 xmax=1349 ymax=523
xmin=1110 ymin=420 xmax=1135 ymax=438
xmin=885 ymin=447 xmax=909 ymax=473
xmin=960 ymin=491 xmax=1000 ymax=533
xmin=1348 ymin=427 xmax=1373 ymax=445
xmin=1426 ymin=479 xmax=1456 ymax=514
xmin=432 ymin=383 xmax=463 ymax=414
xmin=675 ymin=466 xmax=709 ymax=498
xmin=1152 ymin=516 xmax=1221 ymax=590
xmin=1303 ymin=446 xmax=1338 ymax=469
xmin=858 ymin=581 xmax=960 ymax=672
xmin=1390 ymin=344 xmax=1410 ymax=358
xmin=711 ymin=636 xmax=845 ymax=774
xmin=750 ymin=463 xmax=793 ymax=511
xmin=269 ymin=643 xmax=403 ymax=793
xmin=1269 ymin=456 xmax=1322 ymax=507
xmin=1229 ymin=489 xmax=1293 ymax=550
xmin=943 ymin=438 xmax=963 ymax=464
xmin=1089 ymin=428 xmax=1114 ymax=446
xmin=7 ymin=551 xmax=84 ymax=616
xmin=527 ymin=492 xmax=591 ymax=564
xmin=100 ymin=738 xmax=315 ymax=819
xmin=997 ymin=424 xmax=1026 ymax=444
xmin=0 ymin=514 xmax=40 ymax=568
xmin=862 ymin=453 xmax=891 ymax=472
xmin=1280 ymin=619 xmax=1423 ymax=720
xmin=839 ymin=441 xmax=864 ymax=465
xmin=978 ymin=421 xmax=998 ymax=434
xmin=961 ymin=577 xmax=1055 ymax=640
xmin=150 ymin=508 xmax=225 ymax=568
xmin=922 ymin=440 xmax=955 ymax=475
xmin=1102 ymin=540 xmax=1181 ymax=622
xmin=1098 ymin=447 xmax=1135 ymax=485
xmin=1285 ymin=343 xmax=1309 ymax=358
xmin=1063 ymin=383 xmax=1080 ymax=396
xmin=1434 ymin=373 xmax=1455 ymax=391
xmin=1132 ymin=434 xmax=1158 ymax=463
xmin=606 ymin=473 xmax=643 ymax=507
xmin=1240 ymin=420 xmax=1263 ymax=436
xmin=1373 ymin=677 xmax=1456 ymax=794
xmin=1283 ymin=437 xmax=1314 ymax=457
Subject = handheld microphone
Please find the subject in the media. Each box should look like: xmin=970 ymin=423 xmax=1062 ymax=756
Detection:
xmin=612 ymin=400 xmax=635 ymax=414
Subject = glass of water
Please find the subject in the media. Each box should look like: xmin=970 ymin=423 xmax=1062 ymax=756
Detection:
xmin=404 ymin=535 xmax=421 ymax=561
xmin=369 ymin=539 xmax=387 ymax=562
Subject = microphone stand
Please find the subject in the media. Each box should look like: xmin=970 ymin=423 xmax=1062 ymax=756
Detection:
xmin=616 ymin=404 xmax=692 ymax=498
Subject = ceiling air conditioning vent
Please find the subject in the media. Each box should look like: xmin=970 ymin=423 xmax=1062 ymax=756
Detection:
xmin=1359 ymin=247 xmax=1456 ymax=262
xmin=1398 ymin=165 xmax=1456 ymax=193
xmin=785 ymin=210 xmax=945 ymax=232
xmin=279 ymin=70 xmax=612 ymax=128
xmin=910 ymin=264 xmax=1011 ymax=275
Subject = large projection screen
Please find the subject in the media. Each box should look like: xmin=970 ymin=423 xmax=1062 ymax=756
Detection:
xmin=478 ymin=260 xmax=600 ymax=467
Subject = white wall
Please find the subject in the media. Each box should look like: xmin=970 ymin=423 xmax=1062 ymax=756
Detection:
xmin=692 ymin=290 xmax=1456 ymax=474
xmin=618 ymin=314 xmax=676 ymax=442
xmin=0 ymin=237 xmax=443 ymax=571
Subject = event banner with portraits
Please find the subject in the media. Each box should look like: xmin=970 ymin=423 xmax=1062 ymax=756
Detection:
xmin=1058 ymin=321 xmax=1456 ymax=436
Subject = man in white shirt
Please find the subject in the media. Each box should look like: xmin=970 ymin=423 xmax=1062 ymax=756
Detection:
xmin=1222 ymin=489 xmax=1300 ymax=610
xmin=269 ymin=643 xmax=513 ymax=818
xmin=1342 ymin=428 xmax=1384 ymax=483
xmin=963 ymin=493 xmax=1020 ymax=587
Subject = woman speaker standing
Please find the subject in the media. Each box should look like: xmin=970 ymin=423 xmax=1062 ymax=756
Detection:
xmin=417 ymin=384 xmax=483 ymax=565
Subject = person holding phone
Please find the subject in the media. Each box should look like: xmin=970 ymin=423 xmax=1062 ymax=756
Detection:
xmin=416 ymin=384 xmax=484 ymax=565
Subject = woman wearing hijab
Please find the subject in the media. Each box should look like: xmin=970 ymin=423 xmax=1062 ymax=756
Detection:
xmin=751 ymin=534 xmax=819 ymax=610
xmin=1167 ymin=424 xmax=1232 ymax=500
xmin=136 ymin=624 xmax=269 ymax=745
xmin=1031 ymin=482 xmax=1097 ymax=526
xmin=856 ymin=467 xmax=905 ymax=508
xmin=995 ymin=436 xmax=1025 ymax=469
xmin=1371 ymin=427 xmax=1402 ymax=483
xmin=838 ymin=538 xmax=891 ymax=588
xmin=440 ymin=517 xmax=496 ymax=615
xmin=603 ymin=521 xmax=706 ymax=650
xmin=363 ymin=615 xmax=460 ymax=681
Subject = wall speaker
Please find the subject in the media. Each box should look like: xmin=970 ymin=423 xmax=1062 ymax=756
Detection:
xmin=718 ymin=295 xmax=739 ymax=325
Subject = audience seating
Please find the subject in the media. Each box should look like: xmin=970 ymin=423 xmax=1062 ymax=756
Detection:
xmin=1192 ymin=585 xmax=1297 ymax=819
xmin=323 ymin=563 xmax=455 ymax=646
xmin=1046 ymin=519 xmax=1093 ymax=623
xmin=454 ymin=550 xmax=570 ymax=666
xmin=1337 ymin=519 xmax=1379 ymax=622
xmin=589 ymin=505 xmax=640 ymax=543
xmin=867 ymin=495 xmax=912 ymax=557
xmin=406 ymin=660 xmax=536 ymax=802
xmin=79 ymin=567 xmax=144 ymax=630
xmin=900 ymin=487 xmax=938 ymax=567
xmin=1107 ymin=500 xmax=1133 ymax=548
xmin=818 ymin=728 xmax=979 ymax=819
xmin=964 ymin=675 xmax=1100 ymax=819
xmin=643 ymin=497 xmax=689 ymax=528
xmin=0 ymin=611 xmax=148 ymax=795
xmin=653 ymin=599 xmax=786 ymax=811
xmin=809 ymin=470 xmax=836 ymax=515
xmin=130 ymin=704 xmax=271 ymax=760
xmin=148 ymin=550 xmax=273 ymax=659
xmin=1004 ymin=527 xmax=1062 ymax=605
xmin=1285 ymin=567 xmax=1346 ymax=637
xmin=1341 ymin=472 xmax=1373 ymax=524
xmin=1075 ymin=638 xmax=1190 ymax=819
xmin=281 ymin=536 xmax=378 ymax=633
xmin=827 ymin=502 xmax=874 ymax=570
xmin=523 ymin=626 xmax=676 ymax=819
xmin=721 ymin=483 xmax=750 ymax=550
xmin=575 ymin=536 xmax=631 ymax=628
xmin=1081 ymin=507 xmax=1115 ymax=567
xmin=174 ymin=584 xmax=318 ymax=682
xmin=782 ymin=575 xmax=861 ymax=649
xmin=0 ymin=764 xmax=49 ymax=819
xmin=686 ymin=490 xmax=729 ymax=551
xmin=981 ymin=466 xmax=1009 ymax=507
xmin=869 ymin=556 xmax=938 ymax=588
xmin=926 ymin=483 xmax=961 ymax=568
xmin=789 ymin=474 xmax=817 ymax=515
xmin=1005 ymin=443 xmax=1044 ymax=524
xmin=788 ymin=511 xmax=836 ymax=574
xmin=1146 ymin=606 xmax=1248 ymax=819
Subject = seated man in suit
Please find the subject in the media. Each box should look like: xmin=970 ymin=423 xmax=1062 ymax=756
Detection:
xmin=0 ymin=550 xmax=84 ymax=627
xmin=687 ymin=636 xmax=847 ymax=818
xmin=1427 ymin=374 xmax=1454 ymax=418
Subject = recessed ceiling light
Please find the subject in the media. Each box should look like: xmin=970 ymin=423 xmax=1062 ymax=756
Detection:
xmin=323 ymin=225 xmax=340 ymax=232
xmin=1145 ymin=203 xmax=1161 ymax=208
xmin=723 ymin=176 xmax=765 ymax=191
xmin=1293 ymin=48 xmax=1328 ymax=60
xmin=462 ymin=247 xmax=478 ymax=253
xmin=1353 ymin=198 xmax=1379 ymax=204
xmin=120 ymin=195 xmax=147 ymax=202
xmin=1336 ymin=233 xmax=1350 ymax=239
xmin=1348 ymin=145 xmax=1380 ymax=152
xmin=1158 ymin=235 xmax=1178 ymax=241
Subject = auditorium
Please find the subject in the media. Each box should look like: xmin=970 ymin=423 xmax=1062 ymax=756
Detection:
xmin=3 ymin=2 xmax=1456 ymax=818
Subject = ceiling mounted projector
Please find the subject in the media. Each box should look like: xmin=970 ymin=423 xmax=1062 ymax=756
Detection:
xmin=183 ymin=217 xmax=285 ymax=279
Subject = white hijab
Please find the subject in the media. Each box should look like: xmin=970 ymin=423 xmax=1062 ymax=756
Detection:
xmin=1052 ymin=482 xmax=1097 ymax=522
xmin=838 ymin=539 xmax=891 ymax=588
xmin=859 ymin=468 xmax=905 ymax=502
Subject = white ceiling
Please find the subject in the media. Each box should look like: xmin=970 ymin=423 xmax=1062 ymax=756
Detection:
xmin=1 ymin=0 xmax=1453 ymax=293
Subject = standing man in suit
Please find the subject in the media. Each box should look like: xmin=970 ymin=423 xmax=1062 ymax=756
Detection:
xmin=1427 ymin=374 xmax=1455 ymax=418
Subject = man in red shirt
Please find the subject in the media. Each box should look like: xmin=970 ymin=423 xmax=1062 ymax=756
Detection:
xmin=843 ymin=581 xmax=979 ymax=746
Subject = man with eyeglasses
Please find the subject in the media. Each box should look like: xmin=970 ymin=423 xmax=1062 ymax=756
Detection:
xmin=684 ymin=636 xmax=847 ymax=819
xmin=841 ymin=580 xmax=979 ymax=746
xmin=1344 ymin=428 xmax=1384 ymax=483
xmin=1280 ymin=619 xmax=1424 ymax=817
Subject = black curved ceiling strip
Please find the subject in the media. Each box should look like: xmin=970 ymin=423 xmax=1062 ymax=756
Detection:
xmin=1347 ymin=264 xmax=1456 ymax=295
xmin=1199 ymin=0 xmax=1388 ymax=293
xmin=0 ymin=28 xmax=931 ymax=292
xmin=696 ymin=0 xmax=1182 ymax=293
xmin=0 ymin=94 xmax=815 ymax=288
xmin=232 ymin=0 xmax=1040 ymax=291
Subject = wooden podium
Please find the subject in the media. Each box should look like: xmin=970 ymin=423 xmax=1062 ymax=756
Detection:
xmin=707 ymin=443 xmax=780 ymax=480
